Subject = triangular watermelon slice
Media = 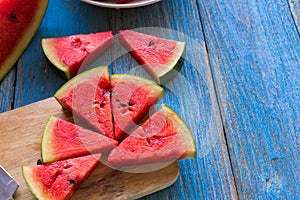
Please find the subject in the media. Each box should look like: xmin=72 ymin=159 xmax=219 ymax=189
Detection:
xmin=0 ymin=0 xmax=48 ymax=81
xmin=42 ymin=31 xmax=114 ymax=79
xmin=108 ymin=104 xmax=196 ymax=167
xmin=119 ymin=30 xmax=186 ymax=84
xmin=54 ymin=66 xmax=115 ymax=140
xmin=111 ymin=74 xmax=164 ymax=141
xmin=22 ymin=154 xmax=101 ymax=200
xmin=41 ymin=116 xmax=118 ymax=163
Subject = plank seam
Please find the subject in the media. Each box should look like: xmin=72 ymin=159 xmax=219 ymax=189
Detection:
xmin=10 ymin=64 xmax=18 ymax=110
xmin=287 ymin=0 xmax=300 ymax=37
xmin=195 ymin=1 xmax=240 ymax=199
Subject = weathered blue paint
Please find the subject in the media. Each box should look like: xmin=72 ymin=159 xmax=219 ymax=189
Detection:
xmin=197 ymin=0 xmax=300 ymax=199
xmin=0 ymin=68 xmax=15 ymax=112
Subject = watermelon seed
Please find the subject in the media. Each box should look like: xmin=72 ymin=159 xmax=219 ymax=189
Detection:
xmin=121 ymin=103 xmax=127 ymax=108
xmin=37 ymin=159 xmax=43 ymax=165
xmin=148 ymin=41 xmax=155 ymax=46
xmin=100 ymin=101 xmax=106 ymax=108
xmin=146 ymin=138 xmax=152 ymax=145
xmin=128 ymin=102 xmax=134 ymax=106
xmin=10 ymin=13 xmax=16 ymax=19
xmin=69 ymin=179 xmax=76 ymax=184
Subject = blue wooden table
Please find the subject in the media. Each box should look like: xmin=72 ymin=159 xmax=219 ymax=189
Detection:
xmin=0 ymin=0 xmax=299 ymax=199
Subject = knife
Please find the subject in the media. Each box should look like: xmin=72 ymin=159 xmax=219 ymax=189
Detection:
xmin=0 ymin=166 xmax=19 ymax=200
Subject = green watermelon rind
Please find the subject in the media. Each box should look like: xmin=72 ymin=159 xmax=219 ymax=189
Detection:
xmin=160 ymin=104 xmax=196 ymax=159
xmin=41 ymin=116 xmax=57 ymax=164
xmin=22 ymin=155 xmax=101 ymax=200
xmin=41 ymin=32 xmax=114 ymax=79
xmin=156 ymin=42 xmax=186 ymax=85
xmin=42 ymin=38 xmax=71 ymax=79
xmin=22 ymin=166 xmax=49 ymax=200
xmin=0 ymin=0 xmax=48 ymax=81
xmin=54 ymin=66 xmax=109 ymax=110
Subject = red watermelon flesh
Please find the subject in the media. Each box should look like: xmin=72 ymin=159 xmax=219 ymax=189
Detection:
xmin=41 ymin=116 xmax=118 ymax=164
xmin=110 ymin=74 xmax=164 ymax=142
xmin=42 ymin=31 xmax=114 ymax=79
xmin=108 ymin=104 xmax=196 ymax=166
xmin=119 ymin=30 xmax=186 ymax=84
xmin=54 ymin=67 xmax=115 ymax=140
xmin=0 ymin=0 xmax=48 ymax=80
xmin=22 ymin=154 xmax=101 ymax=200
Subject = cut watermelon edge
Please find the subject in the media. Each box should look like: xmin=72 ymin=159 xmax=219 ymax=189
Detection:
xmin=22 ymin=166 xmax=48 ymax=200
xmin=42 ymin=38 xmax=71 ymax=79
xmin=159 ymin=104 xmax=196 ymax=159
xmin=42 ymin=32 xmax=114 ymax=79
xmin=41 ymin=116 xmax=57 ymax=163
xmin=157 ymin=42 xmax=186 ymax=85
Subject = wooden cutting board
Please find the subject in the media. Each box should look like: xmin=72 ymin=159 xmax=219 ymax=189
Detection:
xmin=0 ymin=98 xmax=179 ymax=200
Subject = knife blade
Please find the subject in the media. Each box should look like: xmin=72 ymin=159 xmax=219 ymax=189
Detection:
xmin=0 ymin=166 xmax=19 ymax=200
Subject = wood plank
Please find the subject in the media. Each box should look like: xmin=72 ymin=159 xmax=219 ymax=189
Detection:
xmin=0 ymin=98 xmax=179 ymax=200
xmin=197 ymin=0 xmax=300 ymax=199
xmin=0 ymin=68 xmax=15 ymax=113
xmin=103 ymin=0 xmax=238 ymax=199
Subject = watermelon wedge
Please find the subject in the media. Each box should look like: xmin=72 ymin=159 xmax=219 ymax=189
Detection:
xmin=42 ymin=31 xmax=114 ymax=79
xmin=108 ymin=104 xmax=196 ymax=166
xmin=119 ymin=30 xmax=186 ymax=84
xmin=0 ymin=0 xmax=48 ymax=81
xmin=54 ymin=66 xmax=115 ymax=140
xmin=111 ymin=74 xmax=164 ymax=141
xmin=41 ymin=116 xmax=118 ymax=163
xmin=22 ymin=154 xmax=101 ymax=200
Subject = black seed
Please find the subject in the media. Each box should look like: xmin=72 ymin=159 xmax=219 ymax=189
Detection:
xmin=37 ymin=159 xmax=43 ymax=165
xmin=100 ymin=101 xmax=105 ymax=108
xmin=10 ymin=13 xmax=16 ymax=19
xmin=69 ymin=179 xmax=76 ymax=184
xmin=128 ymin=102 xmax=134 ymax=106
xmin=148 ymin=40 xmax=155 ymax=46
xmin=121 ymin=103 xmax=127 ymax=108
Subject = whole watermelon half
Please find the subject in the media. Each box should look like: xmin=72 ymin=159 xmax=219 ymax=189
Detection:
xmin=0 ymin=0 xmax=48 ymax=81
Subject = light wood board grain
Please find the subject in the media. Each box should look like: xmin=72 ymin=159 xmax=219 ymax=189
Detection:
xmin=0 ymin=98 xmax=179 ymax=200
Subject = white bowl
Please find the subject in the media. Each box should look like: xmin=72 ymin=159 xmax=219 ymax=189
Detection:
xmin=81 ymin=0 xmax=161 ymax=9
